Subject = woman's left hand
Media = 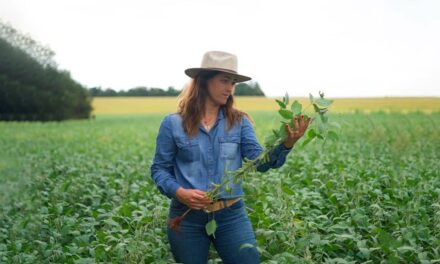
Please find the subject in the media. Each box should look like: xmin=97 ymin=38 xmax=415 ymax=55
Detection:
xmin=283 ymin=115 xmax=312 ymax=149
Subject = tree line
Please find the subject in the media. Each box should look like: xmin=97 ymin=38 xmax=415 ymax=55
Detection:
xmin=89 ymin=82 xmax=265 ymax=97
xmin=0 ymin=20 xmax=265 ymax=122
xmin=89 ymin=86 xmax=181 ymax=97
xmin=0 ymin=20 xmax=92 ymax=121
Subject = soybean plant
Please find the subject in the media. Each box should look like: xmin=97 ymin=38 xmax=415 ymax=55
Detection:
xmin=170 ymin=92 xmax=338 ymax=238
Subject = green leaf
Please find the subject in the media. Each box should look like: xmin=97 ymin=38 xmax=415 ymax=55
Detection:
xmin=62 ymin=180 xmax=72 ymax=192
xmin=284 ymin=92 xmax=289 ymax=106
xmin=239 ymin=243 xmax=255 ymax=250
xmin=264 ymin=134 xmax=277 ymax=147
xmin=224 ymin=185 xmax=232 ymax=194
xmin=310 ymin=233 xmax=321 ymax=245
xmin=281 ymin=185 xmax=294 ymax=195
xmin=329 ymin=121 xmax=341 ymax=129
xmin=205 ymin=219 xmax=217 ymax=238
xmin=302 ymin=137 xmax=314 ymax=146
xmin=278 ymin=109 xmax=293 ymax=119
xmin=378 ymin=229 xmax=401 ymax=251
xmin=275 ymin=99 xmax=286 ymax=109
xmin=105 ymin=218 xmax=120 ymax=228
xmin=397 ymin=245 xmax=416 ymax=254
xmin=327 ymin=130 xmax=338 ymax=141
xmin=75 ymin=258 xmax=96 ymax=264
xmin=313 ymin=104 xmax=320 ymax=113
xmin=357 ymin=240 xmax=370 ymax=259
xmin=277 ymin=123 xmax=288 ymax=139
xmin=302 ymin=128 xmax=317 ymax=146
xmin=291 ymin=100 xmax=302 ymax=115
xmin=315 ymin=98 xmax=333 ymax=108
xmin=319 ymin=108 xmax=329 ymax=114
xmin=307 ymin=128 xmax=317 ymax=138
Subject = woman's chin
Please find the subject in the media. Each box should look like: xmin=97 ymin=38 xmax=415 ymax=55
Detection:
xmin=216 ymin=99 xmax=228 ymax=106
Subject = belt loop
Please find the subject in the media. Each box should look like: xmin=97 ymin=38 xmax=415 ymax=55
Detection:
xmin=222 ymin=200 xmax=227 ymax=209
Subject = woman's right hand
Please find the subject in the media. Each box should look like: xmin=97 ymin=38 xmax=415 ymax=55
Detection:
xmin=175 ymin=187 xmax=212 ymax=210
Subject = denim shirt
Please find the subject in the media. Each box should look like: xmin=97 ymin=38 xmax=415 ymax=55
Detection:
xmin=150 ymin=108 xmax=292 ymax=199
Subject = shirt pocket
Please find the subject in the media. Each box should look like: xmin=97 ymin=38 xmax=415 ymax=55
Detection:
xmin=219 ymin=136 xmax=241 ymax=160
xmin=176 ymin=137 xmax=200 ymax=162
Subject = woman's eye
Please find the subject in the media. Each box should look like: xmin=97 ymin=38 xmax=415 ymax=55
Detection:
xmin=221 ymin=78 xmax=235 ymax=85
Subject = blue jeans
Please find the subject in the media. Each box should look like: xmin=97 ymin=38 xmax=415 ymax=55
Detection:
xmin=167 ymin=199 xmax=260 ymax=264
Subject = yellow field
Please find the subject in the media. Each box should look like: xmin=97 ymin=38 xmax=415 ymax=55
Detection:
xmin=91 ymin=96 xmax=440 ymax=115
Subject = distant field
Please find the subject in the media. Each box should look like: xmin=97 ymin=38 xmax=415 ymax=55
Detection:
xmin=91 ymin=96 xmax=440 ymax=115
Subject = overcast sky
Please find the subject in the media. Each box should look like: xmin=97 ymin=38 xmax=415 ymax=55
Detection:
xmin=0 ymin=0 xmax=439 ymax=97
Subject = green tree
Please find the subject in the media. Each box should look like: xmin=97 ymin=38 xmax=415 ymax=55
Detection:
xmin=0 ymin=20 xmax=92 ymax=121
xmin=235 ymin=81 xmax=265 ymax=96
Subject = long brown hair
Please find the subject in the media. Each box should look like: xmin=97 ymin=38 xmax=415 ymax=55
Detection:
xmin=177 ymin=71 xmax=250 ymax=136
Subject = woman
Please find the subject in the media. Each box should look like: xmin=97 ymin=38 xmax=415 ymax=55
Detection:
xmin=151 ymin=51 xmax=311 ymax=263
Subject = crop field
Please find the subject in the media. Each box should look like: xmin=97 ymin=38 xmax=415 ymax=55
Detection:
xmin=1 ymin=99 xmax=440 ymax=263
xmin=91 ymin=97 xmax=440 ymax=115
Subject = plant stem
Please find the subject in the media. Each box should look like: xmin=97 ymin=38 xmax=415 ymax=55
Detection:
xmin=206 ymin=144 xmax=277 ymax=201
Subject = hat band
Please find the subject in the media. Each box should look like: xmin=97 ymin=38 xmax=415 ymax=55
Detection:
xmin=202 ymin=67 xmax=238 ymax=74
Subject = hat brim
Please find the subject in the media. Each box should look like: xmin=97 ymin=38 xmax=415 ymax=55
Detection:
xmin=184 ymin=68 xmax=251 ymax=83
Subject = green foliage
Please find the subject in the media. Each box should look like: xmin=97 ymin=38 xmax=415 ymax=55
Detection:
xmin=0 ymin=20 xmax=57 ymax=68
xmin=0 ymin=21 xmax=92 ymax=121
xmin=204 ymin=92 xmax=336 ymax=235
xmin=205 ymin=219 xmax=217 ymax=238
xmin=89 ymin=86 xmax=181 ymax=97
xmin=291 ymin=100 xmax=302 ymax=115
xmin=208 ymin=92 xmax=336 ymax=202
xmin=0 ymin=115 xmax=173 ymax=263
xmin=273 ymin=91 xmax=338 ymax=148
xmin=234 ymin=81 xmax=265 ymax=96
xmin=1 ymin=111 xmax=440 ymax=263
xmin=278 ymin=109 xmax=294 ymax=119
xmin=89 ymin=81 xmax=266 ymax=97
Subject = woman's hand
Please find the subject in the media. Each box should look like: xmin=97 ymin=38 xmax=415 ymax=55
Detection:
xmin=283 ymin=115 xmax=312 ymax=149
xmin=175 ymin=187 xmax=212 ymax=210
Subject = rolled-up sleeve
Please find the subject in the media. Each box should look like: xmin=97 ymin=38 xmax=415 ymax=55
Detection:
xmin=240 ymin=116 xmax=292 ymax=172
xmin=150 ymin=115 xmax=181 ymax=199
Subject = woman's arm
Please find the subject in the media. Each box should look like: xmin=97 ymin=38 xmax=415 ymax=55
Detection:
xmin=150 ymin=115 xmax=181 ymax=199
xmin=151 ymin=115 xmax=211 ymax=208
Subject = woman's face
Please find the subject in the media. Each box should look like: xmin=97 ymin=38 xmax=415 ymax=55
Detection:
xmin=206 ymin=73 xmax=236 ymax=106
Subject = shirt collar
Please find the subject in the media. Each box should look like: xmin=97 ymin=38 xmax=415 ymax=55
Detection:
xmin=198 ymin=107 xmax=225 ymax=132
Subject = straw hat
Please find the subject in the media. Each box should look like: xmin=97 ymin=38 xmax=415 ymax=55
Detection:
xmin=184 ymin=51 xmax=251 ymax=82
